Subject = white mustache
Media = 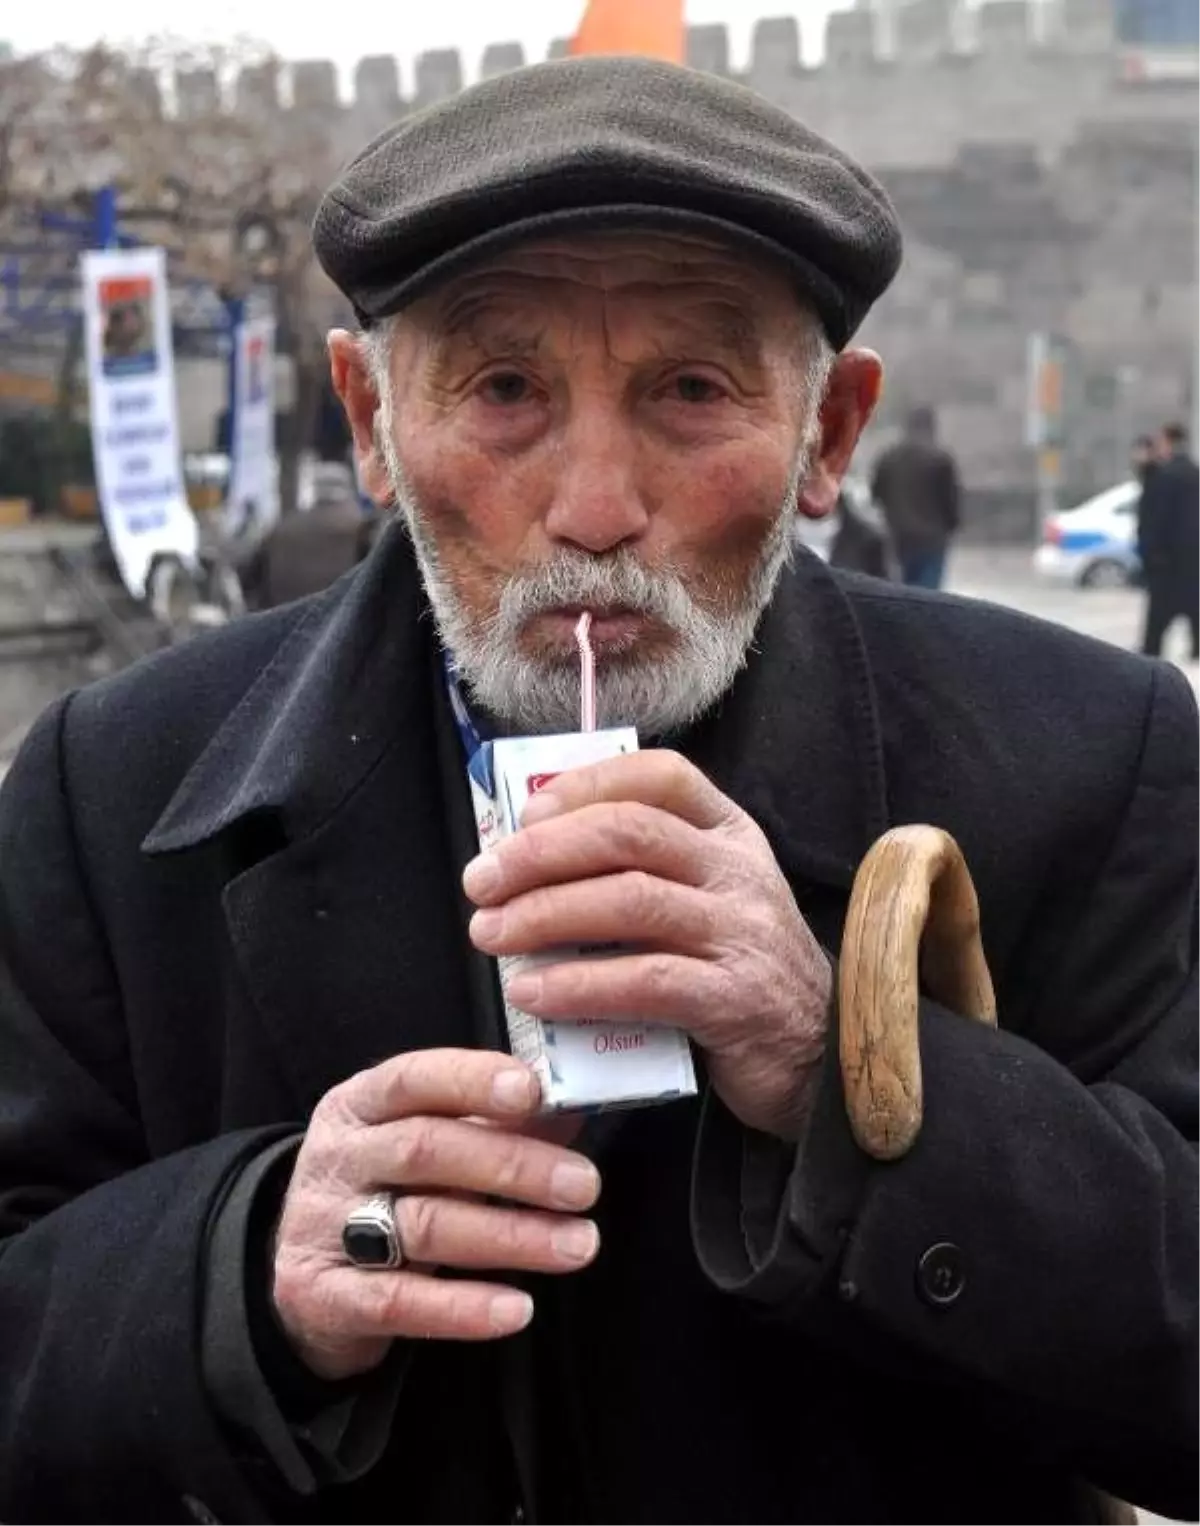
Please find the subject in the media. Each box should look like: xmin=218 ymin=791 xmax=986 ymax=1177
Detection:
xmin=493 ymin=552 xmax=696 ymax=637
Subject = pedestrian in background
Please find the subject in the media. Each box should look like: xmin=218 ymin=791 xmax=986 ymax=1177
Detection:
xmin=828 ymin=485 xmax=895 ymax=579
xmin=243 ymin=464 xmax=377 ymax=609
xmin=1127 ymin=437 xmax=1160 ymax=589
xmin=870 ymin=405 xmax=961 ymax=589
xmin=1131 ymin=433 xmax=1158 ymax=489
xmin=1138 ymin=421 xmax=1200 ymax=661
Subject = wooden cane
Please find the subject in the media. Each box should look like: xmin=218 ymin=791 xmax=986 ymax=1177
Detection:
xmin=839 ymin=824 xmax=997 ymax=1162
xmin=837 ymin=827 xmax=1138 ymax=1526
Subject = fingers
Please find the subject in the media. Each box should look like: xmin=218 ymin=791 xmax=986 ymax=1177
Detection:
xmin=276 ymin=1185 xmax=601 ymax=1357
xmin=519 ymin=749 xmax=740 ymax=833
xmin=463 ymin=800 xmax=715 ymax=908
xmin=275 ymin=1049 xmax=604 ymax=1375
xmin=345 ymin=1048 xmax=540 ymax=1128
xmin=355 ymin=1114 xmax=601 ymax=1211
xmin=277 ymin=1262 xmax=539 ymax=1344
xmin=392 ymin=1194 xmax=600 ymax=1276
xmin=504 ymin=949 xmax=721 ymax=1031
xmin=470 ymin=872 xmax=718 ymax=958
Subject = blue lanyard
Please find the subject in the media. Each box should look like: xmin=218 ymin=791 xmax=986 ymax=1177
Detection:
xmin=443 ymin=653 xmax=496 ymax=795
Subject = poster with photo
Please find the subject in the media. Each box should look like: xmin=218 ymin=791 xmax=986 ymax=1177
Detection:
xmin=81 ymin=247 xmax=198 ymax=598
xmin=98 ymin=275 xmax=158 ymax=379
xmin=225 ymin=312 xmax=278 ymax=538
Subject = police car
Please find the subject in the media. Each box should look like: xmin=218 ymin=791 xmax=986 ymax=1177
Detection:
xmin=1034 ymin=481 xmax=1142 ymax=588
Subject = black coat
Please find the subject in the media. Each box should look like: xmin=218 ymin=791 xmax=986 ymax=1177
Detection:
xmin=243 ymin=498 xmax=376 ymax=611
xmin=0 ymin=525 xmax=1195 ymax=1525
xmin=869 ymin=439 xmax=961 ymax=556
xmin=829 ymin=492 xmax=893 ymax=580
xmin=1138 ymin=451 xmax=1200 ymax=592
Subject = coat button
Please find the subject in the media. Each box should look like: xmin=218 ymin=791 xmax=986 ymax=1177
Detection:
xmin=916 ymin=1241 xmax=966 ymax=1307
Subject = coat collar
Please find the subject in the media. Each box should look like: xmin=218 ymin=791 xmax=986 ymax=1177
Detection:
xmin=144 ymin=524 xmax=889 ymax=891
xmin=685 ymin=551 xmax=890 ymax=890
xmin=143 ymin=517 xmax=428 ymax=857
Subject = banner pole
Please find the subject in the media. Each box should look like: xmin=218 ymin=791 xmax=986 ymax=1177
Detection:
xmin=92 ymin=186 xmax=119 ymax=251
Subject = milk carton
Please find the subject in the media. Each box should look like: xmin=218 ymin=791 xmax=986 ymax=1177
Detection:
xmin=469 ymin=727 xmax=697 ymax=1112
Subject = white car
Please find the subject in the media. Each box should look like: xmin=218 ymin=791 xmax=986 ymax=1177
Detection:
xmin=1033 ymin=481 xmax=1142 ymax=588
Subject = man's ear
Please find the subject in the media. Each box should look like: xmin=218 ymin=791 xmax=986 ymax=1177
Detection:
xmin=797 ymin=349 xmax=884 ymax=519
xmin=327 ymin=329 xmax=392 ymax=506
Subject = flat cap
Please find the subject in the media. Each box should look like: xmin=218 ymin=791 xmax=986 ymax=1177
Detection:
xmin=314 ymin=56 xmax=902 ymax=350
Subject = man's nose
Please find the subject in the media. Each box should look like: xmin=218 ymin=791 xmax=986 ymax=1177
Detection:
xmin=542 ymin=406 xmax=650 ymax=555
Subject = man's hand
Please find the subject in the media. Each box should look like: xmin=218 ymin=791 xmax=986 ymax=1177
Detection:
xmin=464 ymin=750 xmax=831 ymax=1141
xmin=272 ymin=1050 xmax=601 ymax=1381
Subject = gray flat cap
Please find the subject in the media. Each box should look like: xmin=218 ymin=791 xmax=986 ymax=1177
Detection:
xmin=314 ymin=56 xmax=902 ymax=350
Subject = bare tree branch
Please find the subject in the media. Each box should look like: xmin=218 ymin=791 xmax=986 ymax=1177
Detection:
xmin=1 ymin=37 xmax=354 ymax=506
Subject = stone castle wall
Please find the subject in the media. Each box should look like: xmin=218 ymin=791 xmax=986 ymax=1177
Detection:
xmin=171 ymin=1 xmax=1165 ymax=172
xmin=129 ymin=0 xmax=1200 ymax=512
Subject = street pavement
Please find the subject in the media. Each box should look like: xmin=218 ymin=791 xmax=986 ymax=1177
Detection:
xmin=946 ymin=545 xmax=1200 ymax=693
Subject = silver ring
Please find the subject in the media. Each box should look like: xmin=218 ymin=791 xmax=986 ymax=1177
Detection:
xmin=342 ymin=1192 xmax=404 ymax=1270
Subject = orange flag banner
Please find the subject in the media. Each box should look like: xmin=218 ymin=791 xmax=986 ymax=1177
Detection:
xmin=568 ymin=0 xmax=685 ymax=63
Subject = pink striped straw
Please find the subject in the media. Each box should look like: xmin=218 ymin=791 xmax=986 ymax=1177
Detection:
xmin=575 ymin=612 xmax=596 ymax=732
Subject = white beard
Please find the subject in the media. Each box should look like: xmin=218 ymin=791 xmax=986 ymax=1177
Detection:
xmin=377 ymin=427 xmax=809 ymax=737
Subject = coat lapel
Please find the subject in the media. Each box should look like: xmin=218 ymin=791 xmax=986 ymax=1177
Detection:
xmin=142 ymin=530 xmax=889 ymax=1116
xmin=686 ymin=551 xmax=890 ymax=900
xmin=143 ymin=521 xmax=486 ymax=1115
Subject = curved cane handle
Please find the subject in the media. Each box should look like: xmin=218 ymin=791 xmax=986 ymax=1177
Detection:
xmin=839 ymin=825 xmax=997 ymax=1162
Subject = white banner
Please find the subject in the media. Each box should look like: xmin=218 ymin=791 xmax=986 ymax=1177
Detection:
xmin=226 ymin=312 xmax=279 ymax=538
xmin=81 ymin=247 xmax=198 ymax=599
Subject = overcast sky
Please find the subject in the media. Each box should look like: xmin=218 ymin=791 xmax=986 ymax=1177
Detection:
xmin=3 ymin=1 xmax=851 ymax=85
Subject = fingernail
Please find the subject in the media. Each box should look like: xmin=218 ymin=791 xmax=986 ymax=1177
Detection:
xmin=505 ymin=971 xmax=542 ymax=1008
xmin=489 ymin=1290 xmax=534 ymax=1334
xmin=471 ymin=908 xmax=503 ymax=944
xmin=550 ymin=1160 xmax=600 ymax=1210
xmin=521 ymin=793 xmax=563 ymax=827
xmin=551 ymin=1219 xmax=600 ymax=1266
xmin=492 ymin=1068 xmax=537 ymax=1112
xmin=462 ymin=853 xmax=500 ymax=900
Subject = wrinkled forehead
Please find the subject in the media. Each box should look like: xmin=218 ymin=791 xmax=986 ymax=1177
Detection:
xmin=405 ymin=227 xmax=811 ymax=349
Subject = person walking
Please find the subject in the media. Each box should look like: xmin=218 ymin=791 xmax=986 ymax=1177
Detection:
xmin=243 ymin=465 xmax=377 ymax=610
xmin=828 ymin=486 xmax=895 ymax=579
xmin=1138 ymin=421 xmax=1200 ymax=661
xmin=870 ymin=405 xmax=961 ymax=589
xmin=1131 ymin=433 xmax=1158 ymax=489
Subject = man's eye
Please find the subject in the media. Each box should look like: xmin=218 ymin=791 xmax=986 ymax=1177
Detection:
xmin=672 ymin=374 xmax=726 ymax=404
xmin=480 ymin=372 xmax=532 ymax=405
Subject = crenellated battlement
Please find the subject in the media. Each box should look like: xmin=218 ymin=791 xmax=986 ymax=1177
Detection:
xmin=147 ymin=0 xmax=1191 ymax=177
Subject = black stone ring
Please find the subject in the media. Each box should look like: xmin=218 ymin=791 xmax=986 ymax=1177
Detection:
xmin=342 ymin=1192 xmax=404 ymax=1270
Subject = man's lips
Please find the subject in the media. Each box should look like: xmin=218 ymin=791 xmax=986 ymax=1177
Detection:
xmin=531 ymin=607 xmax=649 ymax=645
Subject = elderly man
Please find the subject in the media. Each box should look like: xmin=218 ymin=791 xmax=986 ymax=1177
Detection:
xmin=0 ymin=58 xmax=1195 ymax=1526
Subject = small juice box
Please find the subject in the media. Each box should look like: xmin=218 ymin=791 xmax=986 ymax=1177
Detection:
xmin=468 ymin=727 xmax=697 ymax=1112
